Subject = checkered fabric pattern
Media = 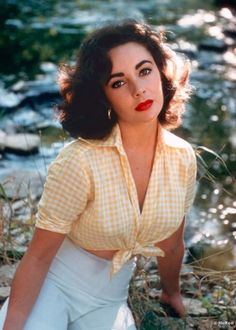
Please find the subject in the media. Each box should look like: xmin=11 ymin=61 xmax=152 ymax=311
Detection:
xmin=36 ymin=123 xmax=197 ymax=275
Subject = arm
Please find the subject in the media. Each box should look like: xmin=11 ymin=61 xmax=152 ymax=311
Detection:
xmin=3 ymin=145 xmax=91 ymax=329
xmin=155 ymin=217 xmax=186 ymax=317
xmin=3 ymin=228 xmax=65 ymax=330
xmin=155 ymin=145 xmax=197 ymax=317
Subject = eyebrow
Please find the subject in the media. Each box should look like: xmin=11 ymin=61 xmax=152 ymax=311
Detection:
xmin=107 ymin=60 xmax=153 ymax=84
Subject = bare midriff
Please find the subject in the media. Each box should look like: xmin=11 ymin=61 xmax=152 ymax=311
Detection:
xmin=84 ymin=249 xmax=119 ymax=260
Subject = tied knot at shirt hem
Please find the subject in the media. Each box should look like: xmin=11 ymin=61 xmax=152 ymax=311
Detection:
xmin=110 ymin=243 xmax=165 ymax=276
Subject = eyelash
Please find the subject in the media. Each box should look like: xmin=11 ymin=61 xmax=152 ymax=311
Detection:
xmin=111 ymin=80 xmax=124 ymax=89
xmin=140 ymin=67 xmax=152 ymax=76
xmin=111 ymin=67 xmax=152 ymax=89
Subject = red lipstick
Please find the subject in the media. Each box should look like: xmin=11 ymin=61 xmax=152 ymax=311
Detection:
xmin=135 ymin=99 xmax=153 ymax=112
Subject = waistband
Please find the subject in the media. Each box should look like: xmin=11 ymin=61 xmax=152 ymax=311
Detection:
xmin=47 ymin=237 xmax=136 ymax=301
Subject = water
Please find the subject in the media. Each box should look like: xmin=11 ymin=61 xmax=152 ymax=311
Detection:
xmin=0 ymin=0 xmax=235 ymax=270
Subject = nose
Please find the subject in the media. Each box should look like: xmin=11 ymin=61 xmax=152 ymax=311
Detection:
xmin=135 ymin=87 xmax=146 ymax=98
xmin=132 ymin=81 xmax=146 ymax=98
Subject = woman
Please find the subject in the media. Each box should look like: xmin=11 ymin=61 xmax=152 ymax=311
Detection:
xmin=0 ymin=20 xmax=197 ymax=330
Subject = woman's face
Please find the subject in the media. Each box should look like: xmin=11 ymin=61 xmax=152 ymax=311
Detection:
xmin=103 ymin=42 xmax=164 ymax=125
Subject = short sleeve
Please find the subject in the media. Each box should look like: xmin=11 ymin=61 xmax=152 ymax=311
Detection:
xmin=35 ymin=146 xmax=91 ymax=234
xmin=184 ymin=146 xmax=197 ymax=214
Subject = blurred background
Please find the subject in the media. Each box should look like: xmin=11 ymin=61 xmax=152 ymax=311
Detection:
xmin=0 ymin=0 xmax=236 ymax=271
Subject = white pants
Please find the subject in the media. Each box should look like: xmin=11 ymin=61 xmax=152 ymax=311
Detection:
xmin=0 ymin=238 xmax=137 ymax=330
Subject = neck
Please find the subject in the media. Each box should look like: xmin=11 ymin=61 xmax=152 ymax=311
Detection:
xmin=118 ymin=119 xmax=158 ymax=151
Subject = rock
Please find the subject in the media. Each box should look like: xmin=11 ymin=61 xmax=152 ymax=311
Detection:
xmin=11 ymin=80 xmax=26 ymax=93
xmin=144 ymin=257 xmax=157 ymax=272
xmin=0 ymin=119 xmax=17 ymax=135
xmin=0 ymin=83 xmax=24 ymax=108
xmin=0 ymin=264 xmax=18 ymax=281
xmin=146 ymin=274 xmax=159 ymax=288
xmin=1 ymin=133 xmax=40 ymax=155
xmin=12 ymin=77 xmax=59 ymax=100
xmin=225 ymin=67 xmax=236 ymax=82
xmin=0 ymin=243 xmax=27 ymax=260
xmin=40 ymin=62 xmax=57 ymax=74
xmin=148 ymin=288 xmax=160 ymax=299
xmin=197 ymin=51 xmax=224 ymax=68
xmin=190 ymin=71 xmax=214 ymax=82
xmin=0 ymin=130 xmax=6 ymax=151
xmin=1 ymin=77 xmax=60 ymax=114
xmin=0 ymin=170 xmax=45 ymax=200
xmin=5 ymin=19 xmax=23 ymax=29
xmin=0 ymin=111 xmax=54 ymax=134
xmin=198 ymin=38 xmax=228 ymax=53
xmin=224 ymin=50 xmax=236 ymax=66
xmin=12 ymin=233 xmax=29 ymax=246
xmin=133 ymin=278 xmax=146 ymax=291
xmin=11 ymin=199 xmax=28 ymax=212
xmin=171 ymin=40 xmax=197 ymax=60
xmin=5 ymin=108 xmax=45 ymax=130
xmin=0 ymin=264 xmax=18 ymax=300
xmin=221 ymin=305 xmax=236 ymax=313
xmin=0 ymin=203 xmax=12 ymax=222
xmin=14 ymin=209 xmax=32 ymax=222
xmin=224 ymin=24 xmax=236 ymax=38
xmin=177 ymin=11 xmax=216 ymax=28
xmin=183 ymin=298 xmax=208 ymax=316
xmin=0 ymin=287 xmax=10 ymax=300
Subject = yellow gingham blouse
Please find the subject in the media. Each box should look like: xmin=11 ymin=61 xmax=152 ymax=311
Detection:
xmin=36 ymin=123 xmax=197 ymax=275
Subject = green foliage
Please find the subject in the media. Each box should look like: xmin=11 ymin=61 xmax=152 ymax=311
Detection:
xmin=140 ymin=311 xmax=186 ymax=330
xmin=200 ymin=297 xmax=222 ymax=316
xmin=0 ymin=183 xmax=8 ymax=200
xmin=194 ymin=145 xmax=235 ymax=195
xmin=0 ymin=2 xmax=86 ymax=82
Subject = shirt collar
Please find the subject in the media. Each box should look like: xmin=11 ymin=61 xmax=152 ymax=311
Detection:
xmin=78 ymin=122 xmax=164 ymax=154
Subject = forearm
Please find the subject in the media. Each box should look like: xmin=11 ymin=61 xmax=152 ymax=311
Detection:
xmin=3 ymin=253 xmax=51 ymax=330
xmin=157 ymin=241 xmax=185 ymax=295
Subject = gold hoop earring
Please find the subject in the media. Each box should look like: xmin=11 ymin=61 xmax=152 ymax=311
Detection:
xmin=108 ymin=108 xmax=112 ymax=120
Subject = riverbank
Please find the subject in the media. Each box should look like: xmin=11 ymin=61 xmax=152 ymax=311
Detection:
xmin=0 ymin=250 xmax=236 ymax=329
xmin=0 ymin=1 xmax=236 ymax=328
xmin=0 ymin=206 xmax=236 ymax=329
xmin=1 ymin=0 xmax=236 ymax=269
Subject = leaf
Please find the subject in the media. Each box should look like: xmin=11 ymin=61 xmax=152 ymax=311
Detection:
xmin=195 ymin=146 xmax=232 ymax=176
xmin=0 ymin=183 xmax=8 ymax=200
xmin=196 ymin=153 xmax=209 ymax=169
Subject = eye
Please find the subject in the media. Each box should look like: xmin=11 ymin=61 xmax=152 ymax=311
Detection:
xmin=111 ymin=80 xmax=125 ymax=89
xmin=140 ymin=67 xmax=152 ymax=76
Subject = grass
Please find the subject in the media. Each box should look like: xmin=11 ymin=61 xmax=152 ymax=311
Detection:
xmin=0 ymin=184 xmax=34 ymax=264
xmin=1 ymin=194 xmax=236 ymax=329
xmin=0 ymin=145 xmax=235 ymax=328
xmin=128 ymin=257 xmax=236 ymax=329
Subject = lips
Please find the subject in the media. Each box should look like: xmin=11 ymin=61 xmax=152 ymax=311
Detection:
xmin=135 ymin=99 xmax=153 ymax=112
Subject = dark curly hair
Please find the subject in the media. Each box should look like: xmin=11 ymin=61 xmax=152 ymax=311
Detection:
xmin=56 ymin=19 xmax=191 ymax=139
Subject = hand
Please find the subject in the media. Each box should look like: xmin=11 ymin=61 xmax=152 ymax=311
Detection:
xmin=160 ymin=291 xmax=186 ymax=318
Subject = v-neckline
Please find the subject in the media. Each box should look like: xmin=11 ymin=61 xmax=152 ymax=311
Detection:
xmin=123 ymin=128 xmax=162 ymax=217
xmin=134 ymin=143 xmax=158 ymax=217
